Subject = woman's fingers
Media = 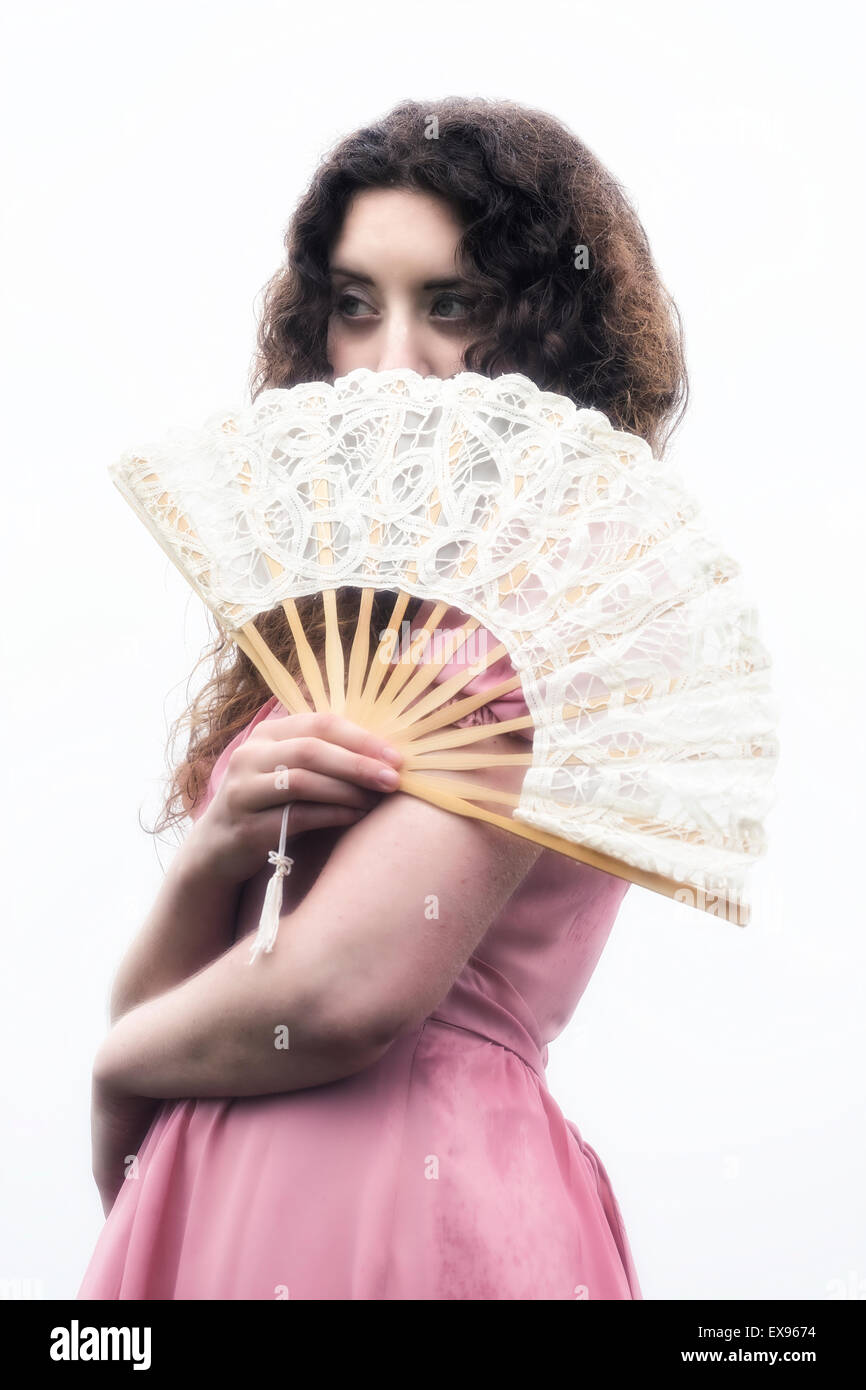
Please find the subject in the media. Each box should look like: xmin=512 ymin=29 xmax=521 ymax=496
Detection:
xmin=193 ymin=712 xmax=402 ymax=884
xmin=245 ymin=725 xmax=403 ymax=795
xmin=250 ymin=767 xmax=383 ymax=812
xmin=254 ymin=713 xmax=403 ymax=767
xmin=258 ymin=800 xmax=368 ymax=841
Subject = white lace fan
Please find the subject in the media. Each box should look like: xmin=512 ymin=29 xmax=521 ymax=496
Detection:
xmin=109 ymin=367 xmax=778 ymax=953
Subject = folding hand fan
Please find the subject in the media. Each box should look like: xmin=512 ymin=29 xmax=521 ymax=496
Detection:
xmin=109 ymin=367 xmax=778 ymax=958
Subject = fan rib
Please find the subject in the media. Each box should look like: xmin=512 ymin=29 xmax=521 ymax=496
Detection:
xmin=371 ymin=599 xmax=450 ymax=714
xmin=405 ymin=709 xmax=534 ymax=751
xmin=356 ymin=591 xmax=411 ymax=725
xmin=386 ymin=675 xmax=524 ymax=741
xmin=281 ymin=598 xmax=330 ymax=712
xmin=322 ymin=588 xmax=346 ymax=715
xmin=404 ymin=751 xmax=533 ymax=769
xmin=397 ymin=770 xmax=748 ymax=924
xmin=371 ymin=608 xmax=482 ymax=722
xmin=379 ymin=640 xmax=511 ymax=736
xmin=234 ymin=623 xmax=310 ymax=715
xmin=344 ymin=586 xmax=375 ymax=721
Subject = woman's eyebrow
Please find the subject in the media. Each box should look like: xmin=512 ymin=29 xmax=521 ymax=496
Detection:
xmin=329 ymin=265 xmax=467 ymax=290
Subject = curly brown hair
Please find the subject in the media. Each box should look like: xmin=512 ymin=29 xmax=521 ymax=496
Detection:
xmin=149 ymin=95 xmax=689 ymax=843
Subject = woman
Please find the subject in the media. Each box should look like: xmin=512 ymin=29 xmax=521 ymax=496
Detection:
xmin=78 ymin=96 xmax=687 ymax=1300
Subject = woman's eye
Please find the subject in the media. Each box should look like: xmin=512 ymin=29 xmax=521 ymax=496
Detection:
xmin=336 ymin=293 xmax=373 ymax=317
xmin=432 ymin=293 xmax=471 ymax=320
xmin=333 ymin=290 xmax=472 ymax=321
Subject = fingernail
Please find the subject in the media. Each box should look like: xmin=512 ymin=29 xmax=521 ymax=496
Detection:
xmin=377 ymin=766 xmax=400 ymax=788
xmin=381 ymin=745 xmax=403 ymax=766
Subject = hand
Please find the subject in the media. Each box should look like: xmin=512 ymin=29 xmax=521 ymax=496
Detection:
xmin=186 ymin=711 xmax=405 ymax=886
xmin=90 ymin=1069 xmax=162 ymax=1218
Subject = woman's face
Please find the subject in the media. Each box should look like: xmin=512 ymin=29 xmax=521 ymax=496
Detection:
xmin=326 ymin=188 xmax=476 ymax=381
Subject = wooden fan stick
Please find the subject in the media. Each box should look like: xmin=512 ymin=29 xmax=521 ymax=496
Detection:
xmin=396 ymin=770 xmax=748 ymax=925
xmin=402 ymin=712 xmax=623 ymax=756
xmin=236 ymin=572 xmax=653 ymax=770
xmin=378 ymin=637 xmax=512 ymax=737
xmin=357 ymin=596 xmax=453 ymax=729
xmin=406 ymin=761 xmax=750 ymax=865
xmin=345 ymin=586 xmax=375 ymax=716
xmin=387 ymin=674 xmax=525 ymax=741
xmin=237 ymin=591 xmax=576 ymax=759
xmin=232 ymin=623 xmax=309 ymax=715
xmin=278 ymin=597 xmax=329 ymax=712
xmin=234 ymin=607 xmax=571 ymax=770
xmin=406 ymin=710 xmax=534 ymax=749
xmin=231 ymin=585 xmax=527 ymax=763
xmin=358 ymin=592 xmax=486 ymax=733
xmin=394 ymin=660 xmax=685 ymax=747
xmin=230 ymin=608 xmax=754 ymax=892
xmin=372 ymin=613 xmax=485 ymax=726
xmin=399 ymin=772 xmax=519 ymax=808
xmin=355 ymin=591 xmax=412 ymax=722
xmin=361 ymin=589 xmax=514 ymax=737
xmin=368 ymin=599 xmax=450 ymax=715
xmin=405 ymin=751 xmax=533 ymax=770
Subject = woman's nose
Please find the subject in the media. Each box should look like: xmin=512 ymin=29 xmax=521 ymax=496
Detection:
xmin=374 ymin=312 xmax=430 ymax=375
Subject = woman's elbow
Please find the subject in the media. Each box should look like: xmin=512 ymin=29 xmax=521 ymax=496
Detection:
xmin=309 ymin=974 xmax=410 ymax=1058
xmin=313 ymin=956 xmax=455 ymax=1053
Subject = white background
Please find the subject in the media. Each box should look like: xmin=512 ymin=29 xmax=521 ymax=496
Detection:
xmin=1 ymin=0 xmax=863 ymax=1301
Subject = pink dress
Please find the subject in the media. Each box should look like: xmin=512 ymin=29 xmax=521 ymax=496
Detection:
xmin=78 ymin=603 xmax=642 ymax=1300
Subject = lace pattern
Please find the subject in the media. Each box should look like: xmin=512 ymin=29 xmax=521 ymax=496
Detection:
xmin=110 ymin=368 xmax=779 ymax=908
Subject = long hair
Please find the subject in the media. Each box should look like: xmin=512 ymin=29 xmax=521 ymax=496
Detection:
xmin=149 ymin=95 xmax=689 ymax=840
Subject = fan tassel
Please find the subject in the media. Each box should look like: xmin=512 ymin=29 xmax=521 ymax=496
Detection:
xmin=248 ymin=803 xmax=293 ymax=964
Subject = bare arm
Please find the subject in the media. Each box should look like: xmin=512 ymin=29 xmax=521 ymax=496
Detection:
xmin=107 ymin=825 xmax=242 ymax=1025
xmin=107 ymin=712 xmax=405 ymax=1024
xmin=94 ymin=727 xmax=541 ymax=1101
